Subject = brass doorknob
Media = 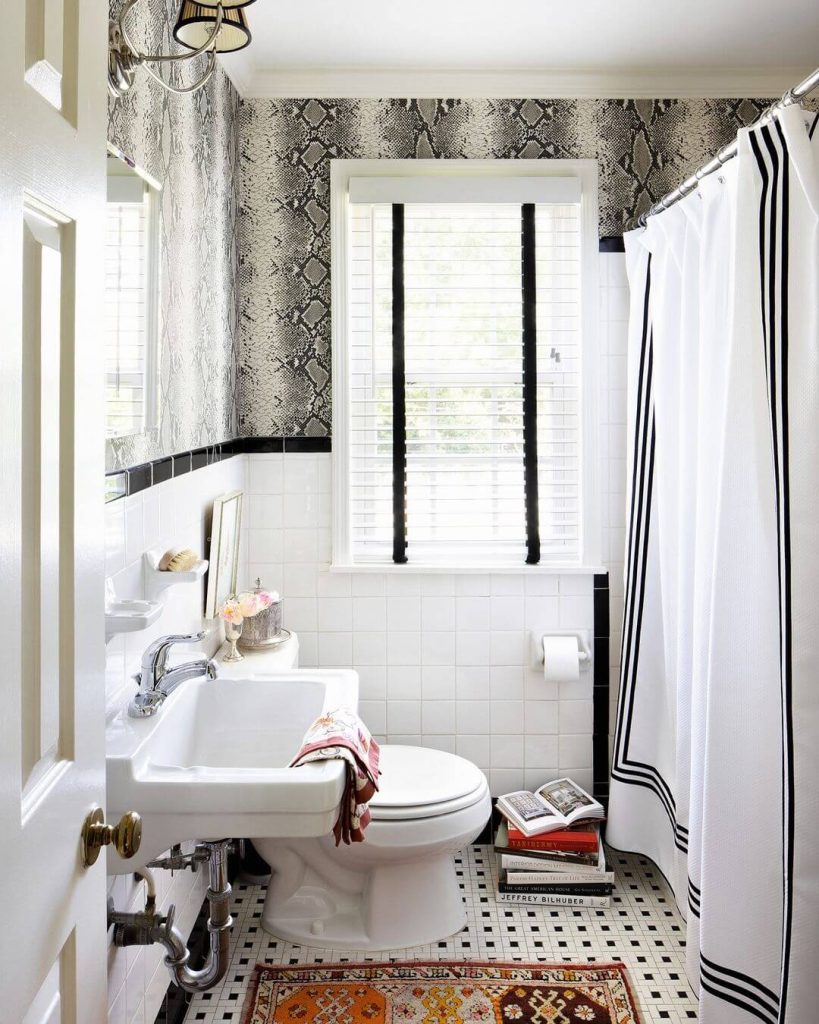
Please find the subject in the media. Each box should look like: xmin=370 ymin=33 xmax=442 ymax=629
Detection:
xmin=81 ymin=807 xmax=142 ymax=867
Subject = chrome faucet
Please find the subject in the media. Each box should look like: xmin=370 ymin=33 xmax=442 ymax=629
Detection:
xmin=129 ymin=631 xmax=217 ymax=718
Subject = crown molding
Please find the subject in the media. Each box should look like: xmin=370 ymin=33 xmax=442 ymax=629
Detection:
xmin=217 ymin=53 xmax=255 ymax=99
xmin=233 ymin=65 xmax=812 ymax=100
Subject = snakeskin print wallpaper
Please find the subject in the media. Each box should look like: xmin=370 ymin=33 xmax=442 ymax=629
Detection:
xmin=237 ymin=96 xmax=772 ymax=439
xmin=106 ymin=0 xmax=240 ymax=471
xmin=103 ymin=63 xmax=798 ymax=457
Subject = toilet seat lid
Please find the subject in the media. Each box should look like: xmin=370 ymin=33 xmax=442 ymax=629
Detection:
xmin=369 ymin=745 xmax=487 ymax=819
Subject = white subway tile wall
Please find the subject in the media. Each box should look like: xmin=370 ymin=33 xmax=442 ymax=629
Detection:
xmin=243 ymin=449 xmax=598 ymax=796
xmin=104 ymin=456 xmax=246 ymax=1024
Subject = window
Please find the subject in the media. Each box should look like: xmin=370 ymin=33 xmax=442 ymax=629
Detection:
xmin=332 ymin=162 xmax=598 ymax=569
xmin=104 ymin=153 xmax=160 ymax=438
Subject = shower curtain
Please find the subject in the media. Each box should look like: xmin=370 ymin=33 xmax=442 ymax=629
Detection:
xmin=607 ymin=104 xmax=819 ymax=1024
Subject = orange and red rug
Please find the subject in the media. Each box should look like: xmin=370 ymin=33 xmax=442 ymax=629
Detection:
xmin=241 ymin=960 xmax=644 ymax=1024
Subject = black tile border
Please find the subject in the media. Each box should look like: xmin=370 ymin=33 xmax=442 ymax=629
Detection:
xmin=234 ymin=435 xmax=332 ymax=455
xmin=152 ymin=456 xmax=172 ymax=484
xmin=599 ymin=236 xmax=626 ymax=253
xmin=284 ymin=436 xmax=332 ymax=453
xmin=172 ymin=451 xmax=192 ymax=477
xmin=127 ymin=462 xmax=152 ymax=496
xmin=106 ymin=436 xmax=334 ymax=502
xmin=241 ymin=435 xmax=284 ymax=453
xmin=592 ymin=572 xmax=610 ymax=806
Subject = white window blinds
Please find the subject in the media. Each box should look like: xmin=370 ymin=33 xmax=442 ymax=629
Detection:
xmin=104 ymin=176 xmax=154 ymax=438
xmin=347 ymin=189 xmax=582 ymax=566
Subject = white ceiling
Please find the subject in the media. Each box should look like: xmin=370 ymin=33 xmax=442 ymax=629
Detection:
xmin=220 ymin=0 xmax=819 ymax=98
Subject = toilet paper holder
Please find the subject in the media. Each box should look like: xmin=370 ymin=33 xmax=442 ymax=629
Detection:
xmin=530 ymin=629 xmax=592 ymax=670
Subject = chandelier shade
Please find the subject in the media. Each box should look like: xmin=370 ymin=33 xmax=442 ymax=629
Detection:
xmin=173 ymin=2 xmax=252 ymax=53
xmin=192 ymin=0 xmax=256 ymax=7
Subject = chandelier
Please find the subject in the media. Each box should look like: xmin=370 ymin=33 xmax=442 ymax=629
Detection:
xmin=108 ymin=0 xmax=255 ymax=97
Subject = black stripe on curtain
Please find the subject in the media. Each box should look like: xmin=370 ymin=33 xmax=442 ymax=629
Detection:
xmin=609 ymin=253 xmax=686 ymax=852
xmin=521 ymin=203 xmax=541 ymax=564
xmin=391 ymin=204 xmax=408 ymax=563
xmin=753 ymin=119 xmax=795 ymax=1024
xmin=700 ymin=955 xmax=780 ymax=1022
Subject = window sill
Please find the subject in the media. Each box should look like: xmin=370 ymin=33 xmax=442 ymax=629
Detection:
xmin=329 ymin=563 xmax=607 ymax=576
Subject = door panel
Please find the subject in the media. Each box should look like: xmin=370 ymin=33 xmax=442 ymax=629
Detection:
xmin=0 ymin=3 xmax=108 ymax=1022
xmin=25 ymin=0 xmax=79 ymax=122
xmin=21 ymin=202 xmax=70 ymax=800
xmin=21 ymin=935 xmax=75 ymax=1024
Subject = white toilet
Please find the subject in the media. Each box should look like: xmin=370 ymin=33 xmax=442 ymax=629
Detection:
xmin=254 ymin=743 xmax=492 ymax=950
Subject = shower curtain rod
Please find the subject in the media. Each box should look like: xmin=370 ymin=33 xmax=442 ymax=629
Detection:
xmin=637 ymin=63 xmax=819 ymax=227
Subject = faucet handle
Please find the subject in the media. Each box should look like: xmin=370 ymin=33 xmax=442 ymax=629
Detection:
xmin=150 ymin=630 xmax=209 ymax=650
xmin=142 ymin=630 xmax=209 ymax=665
xmin=138 ymin=630 xmax=211 ymax=689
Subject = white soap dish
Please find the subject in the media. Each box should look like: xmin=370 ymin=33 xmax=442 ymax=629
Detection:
xmin=143 ymin=549 xmax=209 ymax=600
xmin=105 ymin=599 xmax=162 ymax=640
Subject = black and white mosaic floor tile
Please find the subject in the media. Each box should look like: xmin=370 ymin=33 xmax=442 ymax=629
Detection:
xmin=181 ymin=846 xmax=698 ymax=1023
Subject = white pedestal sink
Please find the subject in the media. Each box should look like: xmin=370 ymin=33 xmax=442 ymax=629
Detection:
xmin=105 ymin=665 xmax=358 ymax=873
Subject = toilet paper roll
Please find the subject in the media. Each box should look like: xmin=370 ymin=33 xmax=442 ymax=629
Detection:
xmin=542 ymin=635 xmax=581 ymax=683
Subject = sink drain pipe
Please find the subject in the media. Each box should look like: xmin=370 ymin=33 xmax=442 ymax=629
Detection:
xmin=109 ymin=839 xmax=233 ymax=993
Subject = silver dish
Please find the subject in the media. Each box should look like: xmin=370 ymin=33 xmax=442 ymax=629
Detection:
xmin=237 ymin=626 xmax=292 ymax=652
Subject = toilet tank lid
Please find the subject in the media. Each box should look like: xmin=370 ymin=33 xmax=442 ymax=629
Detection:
xmin=369 ymin=744 xmax=487 ymax=809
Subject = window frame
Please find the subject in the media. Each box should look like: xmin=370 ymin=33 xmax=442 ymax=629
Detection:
xmin=104 ymin=144 xmax=162 ymax=445
xmin=330 ymin=158 xmax=601 ymax=572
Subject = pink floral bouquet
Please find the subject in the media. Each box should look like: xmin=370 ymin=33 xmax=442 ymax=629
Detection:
xmin=218 ymin=589 xmax=279 ymax=625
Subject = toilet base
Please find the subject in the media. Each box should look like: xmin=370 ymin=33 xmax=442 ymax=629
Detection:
xmin=258 ymin=844 xmax=466 ymax=951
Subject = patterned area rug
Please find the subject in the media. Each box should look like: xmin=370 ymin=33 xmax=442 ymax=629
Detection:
xmin=241 ymin=960 xmax=644 ymax=1024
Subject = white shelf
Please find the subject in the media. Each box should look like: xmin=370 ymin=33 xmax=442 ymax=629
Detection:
xmin=143 ymin=549 xmax=209 ymax=601
xmin=105 ymin=599 xmax=162 ymax=641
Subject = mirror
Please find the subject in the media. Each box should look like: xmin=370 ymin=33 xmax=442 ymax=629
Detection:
xmin=104 ymin=145 xmax=161 ymax=440
xmin=205 ymin=491 xmax=243 ymax=618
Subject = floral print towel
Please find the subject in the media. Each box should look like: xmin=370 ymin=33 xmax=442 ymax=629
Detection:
xmin=289 ymin=708 xmax=381 ymax=844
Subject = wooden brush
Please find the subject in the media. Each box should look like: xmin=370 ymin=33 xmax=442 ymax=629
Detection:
xmin=157 ymin=547 xmax=199 ymax=572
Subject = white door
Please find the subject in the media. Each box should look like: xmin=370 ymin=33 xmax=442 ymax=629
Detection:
xmin=0 ymin=3 xmax=110 ymax=1022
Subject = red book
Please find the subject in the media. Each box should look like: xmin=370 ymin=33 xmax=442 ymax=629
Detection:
xmin=506 ymin=825 xmax=599 ymax=853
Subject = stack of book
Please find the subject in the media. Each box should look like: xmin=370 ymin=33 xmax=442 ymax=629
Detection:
xmin=494 ymin=777 xmax=611 ymax=908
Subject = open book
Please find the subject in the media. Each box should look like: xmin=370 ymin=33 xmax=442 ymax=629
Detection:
xmin=497 ymin=777 xmax=605 ymax=837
